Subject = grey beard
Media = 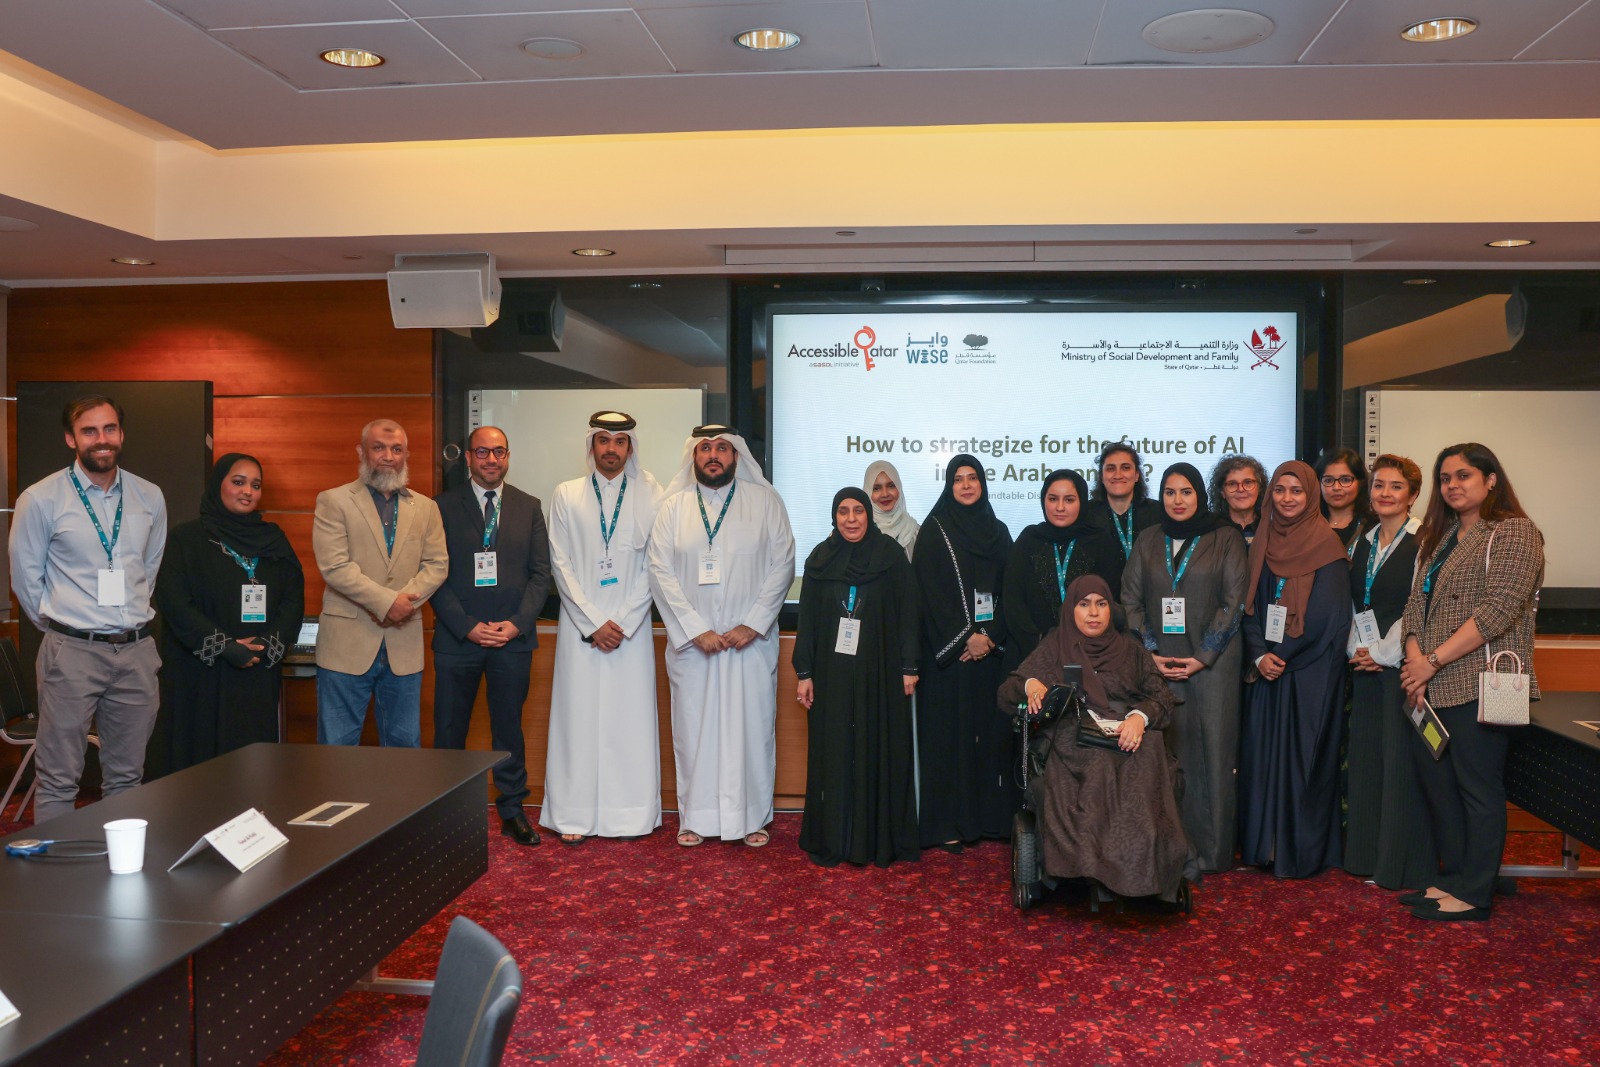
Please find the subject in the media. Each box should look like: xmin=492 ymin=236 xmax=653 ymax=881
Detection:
xmin=361 ymin=460 xmax=409 ymax=495
xmin=695 ymin=462 xmax=735 ymax=489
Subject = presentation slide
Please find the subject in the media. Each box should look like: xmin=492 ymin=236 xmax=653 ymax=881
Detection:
xmin=770 ymin=308 xmax=1300 ymax=560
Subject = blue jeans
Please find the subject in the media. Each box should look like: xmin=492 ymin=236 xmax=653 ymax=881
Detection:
xmin=316 ymin=644 xmax=422 ymax=747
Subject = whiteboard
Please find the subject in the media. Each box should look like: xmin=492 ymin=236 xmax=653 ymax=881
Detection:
xmin=471 ymin=387 xmax=705 ymax=511
xmin=1369 ymin=389 xmax=1595 ymax=588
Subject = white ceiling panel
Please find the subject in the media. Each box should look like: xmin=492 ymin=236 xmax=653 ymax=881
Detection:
xmin=156 ymin=0 xmax=408 ymax=30
xmin=212 ymin=19 xmax=483 ymax=89
xmin=421 ymin=11 xmax=673 ymax=80
xmin=1089 ymin=1 xmax=1345 ymax=66
xmin=638 ymin=2 xmax=876 ymax=73
xmin=868 ymin=0 xmax=1101 ymax=70
xmin=1518 ymin=1 xmax=1600 ymax=60
xmin=1303 ymin=0 xmax=1589 ymax=64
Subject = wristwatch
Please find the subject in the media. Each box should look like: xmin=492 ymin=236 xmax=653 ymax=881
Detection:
xmin=1426 ymin=651 xmax=1442 ymax=670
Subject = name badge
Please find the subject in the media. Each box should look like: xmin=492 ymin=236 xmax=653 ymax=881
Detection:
xmin=474 ymin=551 xmax=497 ymax=587
xmin=97 ymin=568 xmax=126 ymax=607
xmin=598 ymin=556 xmax=618 ymax=588
xmin=974 ymin=591 xmax=994 ymax=623
xmin=1264 ymin=603 xmax=1288 ymax=644
xmin=241 ymin=583 xmax=267 ymax=623
xmin=1353 ymin=609 xmax=1382 ymax=648
xmin=835 ymin=617 xmax=861 ymax=656
xmin=1162 ymin=596 xmax=1187 ymax=634
xmin=699 ymin=553 xmax=721 ymax=586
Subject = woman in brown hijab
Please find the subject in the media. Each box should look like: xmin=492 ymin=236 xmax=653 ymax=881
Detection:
xmin=1237 ymin=460 xmax=1353 ymax=878
xmin=998 ymin=575 xmax=1195 ymax=905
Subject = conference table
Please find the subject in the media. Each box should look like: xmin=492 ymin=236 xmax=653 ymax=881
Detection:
xmin=1502 ymin=691 xmax=1600 ymax=880
xmin=0 ymin=743 xmax=504 ymax=1067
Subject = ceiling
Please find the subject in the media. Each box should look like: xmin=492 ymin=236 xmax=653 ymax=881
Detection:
xmin=3 ymin=0 xmax=1600 ymax=149
xmin=3 ymin=2 xmax=1600 ymax=285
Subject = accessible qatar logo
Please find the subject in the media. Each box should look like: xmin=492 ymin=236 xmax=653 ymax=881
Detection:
xmin=783 ymin=324 xmax=898 ymax=370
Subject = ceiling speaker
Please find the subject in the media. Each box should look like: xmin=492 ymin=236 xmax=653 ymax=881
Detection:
xmin=387 ymin=252 xmax=501 ymax=328
xmin=471 ymin=287 xmax=565 ymax=353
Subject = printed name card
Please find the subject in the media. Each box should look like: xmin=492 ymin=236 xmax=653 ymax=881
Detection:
xmin=168 ymin=808 xmax=288 ymax=873
xmin=0 ymin=986 xmax=19 ymax=1028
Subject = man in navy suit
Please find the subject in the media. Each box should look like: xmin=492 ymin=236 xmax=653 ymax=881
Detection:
xmin=432 ymin=425 xmax=551 ymax=846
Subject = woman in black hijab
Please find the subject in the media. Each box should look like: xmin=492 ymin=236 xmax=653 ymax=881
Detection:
xmin=1120 ymin=462 xmax=1250 ymax=873
xmin=911 ymin=455 xmax=1015 ymax=850
xmin=794 ymin=488 xmax=920 ymax=867
xmin=153 ymin=453 xmax=305 ymax=774
xmin=1002 ymin=469 xmax=1122 ymax=676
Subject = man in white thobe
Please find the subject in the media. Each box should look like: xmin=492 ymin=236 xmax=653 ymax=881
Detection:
xmin=541 ymin=412 xmax=664 ymax=842
xmin=648 ymin=425 xmax=795 ymax=848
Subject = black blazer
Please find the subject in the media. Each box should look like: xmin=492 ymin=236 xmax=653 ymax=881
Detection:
xmin=430 ymin=481 xmax=551 ymax=654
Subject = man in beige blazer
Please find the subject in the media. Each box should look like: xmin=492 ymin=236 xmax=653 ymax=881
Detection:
xmin=313 ymin=418 xmax=447 ymax=747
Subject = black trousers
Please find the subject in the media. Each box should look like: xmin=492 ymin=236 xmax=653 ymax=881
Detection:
xmin=1411 ymin=698 xmax=1509 ymax=909
xmin=432 ymin=646 xmax=533 ymax=819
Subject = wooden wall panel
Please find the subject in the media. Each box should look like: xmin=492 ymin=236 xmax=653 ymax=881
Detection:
xmin=1533 ymin=639 xmax=1600 ymax=693
xmin=7 ymin=282 xmax=429 ymax=396
xmin=214 ymin=396 xmax=434 ymax=513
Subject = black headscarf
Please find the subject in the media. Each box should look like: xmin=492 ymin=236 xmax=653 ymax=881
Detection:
xmin=1025 ymin=469 xmax=1095 ymax=546
xmin=924 ymin=454 xmax=1009 ymax=558
xmin=1034 ymin=574 xmax=1145 ymax=710
xmin=200 ymin=453 xmax=297 ymax=561
xmin=804 ymin=487 xmax=904 ymax=583
xmin=1157 ymin=462 xmax=1226 ymax=540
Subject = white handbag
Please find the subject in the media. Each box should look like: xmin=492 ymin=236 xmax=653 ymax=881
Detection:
xmin=1478 ymin=649 xmax=1531 ymax=726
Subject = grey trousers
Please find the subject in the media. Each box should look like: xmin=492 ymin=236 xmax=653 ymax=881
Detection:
xmin=32 ymin=630 xmax=161 ymax=825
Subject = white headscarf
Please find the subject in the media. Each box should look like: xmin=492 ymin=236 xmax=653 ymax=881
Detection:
xmin=863 ymin=459 xmax=919 ymax=557
xmin=583 ymin=418 xmax=661 ymax=547
xmin=663 ymin=427 xmax=772 ymax=497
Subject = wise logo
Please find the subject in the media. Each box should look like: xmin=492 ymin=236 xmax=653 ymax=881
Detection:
xmin=1248 ymin=325 xmax=1285 ymax=369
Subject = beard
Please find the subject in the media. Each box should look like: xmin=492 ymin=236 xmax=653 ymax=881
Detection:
xmin=78 ymin=442 xmax=120 ymax=473
xmin=695 ymin=457 xmax=736 ymax=489
xmin=361 ymin=458 xmax=410 ymax=495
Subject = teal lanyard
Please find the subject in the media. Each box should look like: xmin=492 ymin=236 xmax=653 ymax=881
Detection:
xmin=220 ymin=543 xmax=259 ymax=582
xmin=1361 ymin=529 xmax=1402 ymax=609
xmin=1111 ymin=508 xmax=1134 ymax=558
xmin=1272 ymin=577 xmax=1287 ymax=603
xmin=1052 ymin=540 xmax=1076 ymax=603
xmin=1344 ymin=521 xmax=1366 ymax=561
xmin=591 ymin=474 xmax=628 ymax=551
xmin=844 ymin=585 xmax=858 ymax=618
xmin=696 ymin=481 xmax=737 ymax=548
xmin=1423 ymin=533 xmax=1457 ymax=596
xmin=1164 ymin=536 xmax=1200 ymax=589
xmin=67 ymin=466 xmax=122 ymax=567
xmin=481 ymin=493 xmax=502 ymax=550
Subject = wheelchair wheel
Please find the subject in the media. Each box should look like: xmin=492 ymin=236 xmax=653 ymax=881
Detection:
xmin=1177 ymin=877 xmax=1194 ymax=915
xmin=1011 ymin=810 xmax=1040 ymax=909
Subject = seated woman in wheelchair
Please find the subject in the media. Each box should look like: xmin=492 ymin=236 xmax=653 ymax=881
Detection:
xmin=998 ymin=575 xmax=1197 ymax=907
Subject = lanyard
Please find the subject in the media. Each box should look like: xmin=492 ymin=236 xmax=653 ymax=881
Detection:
xmin=591 ymin=474 xmax=628 ymax=551
xmin=843 ymin=585 xmax=858 ymax=618
xmin=1052 ymin=540 xmax=1077 ymax=603
xmin=220 ymin=543 xmax=259 ymax=582
xmin=1111 ymin=507 xmax=1134 ymax=558
xmin=1164 ymin=536 xmax=1199 ymax=589
xmin=696 ymin=481 xmax=737 ymax=548
xmin=1423 ymin=532 xmax=1457 ymax=596
xmin=1344 ymin=521 xmax=1367 ymax=561
xmin=1361 ymin=529 xmax=1404 ymax=609
xmin=1272 ymin=577 xmax=1287 ymax=603
xmin=481 ymin=492 xmax=502 ymax=550
xmin=67 ymin=466 xmax=121 ymax=567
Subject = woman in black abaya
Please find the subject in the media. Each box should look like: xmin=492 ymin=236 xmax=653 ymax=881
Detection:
xmin=794 ymin=488 xmax=920 ymax=867
xmin=912 ymin=455 xmax=1014 ymax=850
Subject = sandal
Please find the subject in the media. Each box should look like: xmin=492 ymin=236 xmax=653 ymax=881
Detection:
xmin=743 ymin=829 xmax=770 ymax=848
xmin=676 ymin=830 xmax=704 ymax=848
xmin=560 ymin=833 xmax=587 ymax=845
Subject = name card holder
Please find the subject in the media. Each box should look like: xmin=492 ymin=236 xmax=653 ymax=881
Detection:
xmin=168 ymin=808 xmax=288 ymax=873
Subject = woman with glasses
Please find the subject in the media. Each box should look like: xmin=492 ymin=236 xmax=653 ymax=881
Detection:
xmin=1314 ymin=447 xmax=1374 ymax=551
xmin=1208 ymin=455 xmax=1267 ymax=545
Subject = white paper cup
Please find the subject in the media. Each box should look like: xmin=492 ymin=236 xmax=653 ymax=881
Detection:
xmin=105 ymin=818 xmax=148 ymax=874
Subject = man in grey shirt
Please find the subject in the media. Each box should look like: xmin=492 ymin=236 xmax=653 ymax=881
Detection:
xmin=9 ymin=395 xmax=167 ymax=824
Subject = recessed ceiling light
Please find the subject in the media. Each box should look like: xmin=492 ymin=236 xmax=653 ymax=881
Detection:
xmin=1142 ymin=9 xmax=1275 ymax=54
xmin=734 ymin=28 xmax=801 ymax=51
xmin=1403 ymin=277 xmax=1438 ymax=285
xmin=835 ymin=230 xmax=857 ymax=237
xmin=521 ymin=37 xmax=585 ymax=60
xmin=341 ymin=254 xmax=364 ymax=261
xmin=572 ymin=247 xmax=615 ymax=257
xmin=628 ymin=281 xmax=662 ymax=289
xmin=320 ymin=48 xmax=385 ymax=68
xmin=111 ymin=257 xmax=155 ymax=266
xmin=1400 ymin=18 xmax=1478 ymax=43
xmin=0 ymin=215 xmax=39 ymax=231
xmin=1485 ymin=239 xmax=1534 ymax=248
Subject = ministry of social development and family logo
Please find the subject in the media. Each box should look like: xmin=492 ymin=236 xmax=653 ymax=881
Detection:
xmin=1248 ymin=325 xmax=1285 ymax=370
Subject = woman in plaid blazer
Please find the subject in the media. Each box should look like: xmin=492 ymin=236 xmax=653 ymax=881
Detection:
xmin=1400 ymin=443 xmax=1543 ymax=922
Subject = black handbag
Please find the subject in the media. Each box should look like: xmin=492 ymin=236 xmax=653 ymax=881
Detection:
xmin=1076 ymin=699 xmax=1132 ymax=754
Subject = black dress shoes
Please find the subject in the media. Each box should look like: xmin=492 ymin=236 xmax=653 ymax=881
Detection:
xmin=1410 ymin=903 xmax=1490 ymax=922
xmin=501 ymin=814 xmax=541 ymax=847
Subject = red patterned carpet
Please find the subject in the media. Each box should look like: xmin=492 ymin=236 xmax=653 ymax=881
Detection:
xmin=5 ymin=796 xmax=1597 ymax=1065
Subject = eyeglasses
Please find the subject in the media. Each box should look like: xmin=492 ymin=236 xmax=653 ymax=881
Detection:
xmin=1223 ymin=479 xmax=1258 ymax=491
xmin=469 ymin=447 xmax=509 ymax=460
xmin=1321 ymin=475 xmax=1356 ymax=487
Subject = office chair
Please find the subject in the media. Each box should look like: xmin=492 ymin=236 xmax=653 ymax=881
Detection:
xmin=414 ymin=916 xmax=523 ymax=1067
xmin=0 ymin=636 xmax=100 ymax=823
